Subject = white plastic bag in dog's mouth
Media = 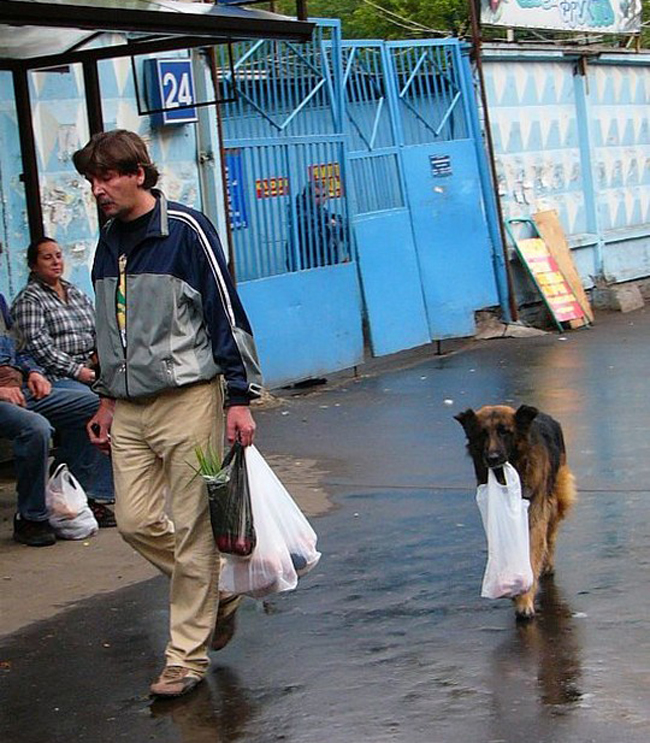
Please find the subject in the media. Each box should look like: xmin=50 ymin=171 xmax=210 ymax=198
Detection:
xmin=476 ymin=462 xmax=533 ymax=599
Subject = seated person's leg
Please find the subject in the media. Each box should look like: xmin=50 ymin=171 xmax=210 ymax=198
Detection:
xmin=0 ymin=402 xmax=55 ymax=546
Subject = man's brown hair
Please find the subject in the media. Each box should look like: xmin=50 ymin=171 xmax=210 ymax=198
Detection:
xmin=73 ymin=129 xmax=159 ymax=189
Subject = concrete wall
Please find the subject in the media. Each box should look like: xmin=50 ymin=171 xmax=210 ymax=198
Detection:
xmin=483 ymin=46 xmax=650 ymax=298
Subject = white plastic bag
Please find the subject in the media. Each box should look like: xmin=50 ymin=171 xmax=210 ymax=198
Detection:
xmin=476 ymin=462 xmax=533 ymax=599
xmin=219 ymin=445 xmax=321 ymax=598
xmin=46 ymin=463 xmax=98 ymax=540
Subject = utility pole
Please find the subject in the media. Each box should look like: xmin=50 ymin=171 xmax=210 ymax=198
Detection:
xmin=467 ymin=0 xmax=518 ymax=322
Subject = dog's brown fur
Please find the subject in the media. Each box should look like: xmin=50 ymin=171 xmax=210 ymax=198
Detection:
xmin=455 ymin=404 xmax=576 ymax=619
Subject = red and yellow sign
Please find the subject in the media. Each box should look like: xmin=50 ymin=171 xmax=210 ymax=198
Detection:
xmin=255 ymin=176 xmax=289 ymax=199
xmin=308 ymin=162 xmax=342 ymax=198
xmin=515 ymin=238 xmax=585 ymax=324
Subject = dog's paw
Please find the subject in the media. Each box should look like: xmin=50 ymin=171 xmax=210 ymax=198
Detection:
xmin=514 ymin=595 xmax=536 ymax=620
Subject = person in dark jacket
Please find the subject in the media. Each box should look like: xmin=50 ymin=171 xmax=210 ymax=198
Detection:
xmin=0 ymin=294 xmax=114 ymax=545
xmin=286 ymin=180 xmax=348 ymax=271
xmin=73 ymin=130 xmax=263 ymax=699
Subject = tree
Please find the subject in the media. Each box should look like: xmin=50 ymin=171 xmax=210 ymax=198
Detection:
xmin=279 ymin=0 xmax=649 ymax=47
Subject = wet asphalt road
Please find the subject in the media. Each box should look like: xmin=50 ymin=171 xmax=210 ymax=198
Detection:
xmin=3 ymin=309 xmax=650 ymax=742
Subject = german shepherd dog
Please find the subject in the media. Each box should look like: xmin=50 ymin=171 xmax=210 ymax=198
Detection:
xmin=455 ymin=405 xmax=576 ymax=619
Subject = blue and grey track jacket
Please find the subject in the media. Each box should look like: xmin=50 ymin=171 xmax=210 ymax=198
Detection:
xmin=91 ymin=191 xmax=263 ymax=406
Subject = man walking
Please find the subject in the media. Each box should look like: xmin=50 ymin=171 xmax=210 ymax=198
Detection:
xmin=73 ymin=130 xmax=263 ymax=698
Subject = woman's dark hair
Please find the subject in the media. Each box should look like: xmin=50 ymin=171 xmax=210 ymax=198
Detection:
xmin=72 ymin=129 xmax=159 ymax=189
xmin=26 ymin=236 xmax=57 ymax=268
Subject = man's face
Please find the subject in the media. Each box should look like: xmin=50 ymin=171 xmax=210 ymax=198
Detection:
xmin=87 ymin=167 xmax=147 ymax=222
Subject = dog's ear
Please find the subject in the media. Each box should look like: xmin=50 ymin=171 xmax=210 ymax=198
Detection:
xmin=515 ymin=404 xmax=538 ymax=434
xmin=454 ymin=409 xmax=479 ymax=437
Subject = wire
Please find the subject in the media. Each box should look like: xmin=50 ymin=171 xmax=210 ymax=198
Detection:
xmin=359 ymin=0 xmax=449 ymax=37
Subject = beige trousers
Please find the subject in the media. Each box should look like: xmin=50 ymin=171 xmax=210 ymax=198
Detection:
xmin=111 ymin=379 xmax=223 ymax=673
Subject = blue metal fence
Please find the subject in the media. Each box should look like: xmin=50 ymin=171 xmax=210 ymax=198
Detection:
xmin=215 ymin=24 xmax=351 ymax=281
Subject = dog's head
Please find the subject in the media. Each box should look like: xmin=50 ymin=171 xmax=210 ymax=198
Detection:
xmin=454 ymin=404 xmax=538 ymax=481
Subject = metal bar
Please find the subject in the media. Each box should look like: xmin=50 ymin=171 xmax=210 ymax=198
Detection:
xmin=1 ymin=3 xmax=315 ymax=42
xmin=369 ymin=97 xmax=385 ymax=150
xmin=12 ymin=68 xmax=43 ymax=242
xmin=573 ymin=59 xmax=604 ymax=277
xmin=434 ymin=91 xmax=461 ymax=137
xmin=296 ymin=0 xmax=308 ymax=21
xmin=82 ymin=60 xmax=104 ymax=135
xmin=81 ymin=59 xmax=106 ymax=228
xmin=207 ymin=47 xmax=237 ymax=282
xmin=232 ymin=39 xmax=265 ymax=72
xmin=1 ymin=36 xmax=233 ymax=73
xmin=398 ymin=50 xmax=427 ymax=99
xmin=280 ymin=79 xmax=325 ymax=130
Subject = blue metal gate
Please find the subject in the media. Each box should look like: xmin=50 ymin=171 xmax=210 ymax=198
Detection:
xmin=215 ymin=22 xmax=363 ymax=388
xmin=343 ymin=38 xmax=500 ymax=350
xmin=341 ymin=42 xmax=430 ymax=356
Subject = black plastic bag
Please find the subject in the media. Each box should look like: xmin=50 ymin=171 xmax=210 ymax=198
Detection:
xmin=206 ymin=442 xmax=256 ymax=557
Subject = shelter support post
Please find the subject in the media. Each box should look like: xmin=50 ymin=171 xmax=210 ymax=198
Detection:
xmin=12 ymin=68 xmax=43 ymax=242
xmin=82 ymin=60 xmax=104 ymax=135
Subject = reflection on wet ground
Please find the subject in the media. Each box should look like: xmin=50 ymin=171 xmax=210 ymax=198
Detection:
xmin=4 ymin=310 xmax=650 ymax=741
xmin=3 ymin=486 xmax=650 ymax=742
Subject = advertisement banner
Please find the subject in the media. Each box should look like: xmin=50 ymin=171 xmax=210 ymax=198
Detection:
xmin=480 ymin=0 xmax=642 ymax=35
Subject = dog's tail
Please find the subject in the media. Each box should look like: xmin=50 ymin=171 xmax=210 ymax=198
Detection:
xmin=555 ymin=464 xmax=577 ymax=520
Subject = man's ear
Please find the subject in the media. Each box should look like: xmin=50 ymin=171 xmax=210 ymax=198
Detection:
xmin=454 ymin=409 xmax=478 ymax=437
xmin=515 ymin=404 xmax=538 ymax=434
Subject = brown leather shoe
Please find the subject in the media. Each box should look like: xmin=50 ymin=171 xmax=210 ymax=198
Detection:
xmin=211 ymin=595 xmax=242 ymax=651
xmin=149 ymin=666 xmax=204 ymax=698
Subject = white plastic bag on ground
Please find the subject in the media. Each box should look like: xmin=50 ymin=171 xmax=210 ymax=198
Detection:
xmin=219 ymin=445 xmax=321 ymax=598
xmin=476 ymin=462 xmax=533 ymax=599
xmin=46 ymin=463 xmax=98 ymax=540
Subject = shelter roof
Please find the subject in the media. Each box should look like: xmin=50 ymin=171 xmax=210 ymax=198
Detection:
xmin=0 ymin=0 xmax=314 ymax=70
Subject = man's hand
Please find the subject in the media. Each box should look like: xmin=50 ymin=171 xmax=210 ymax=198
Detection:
xmin=87 ymin=398 xmax=115 ymax=455
xmin=0 ymin=386 xmax=26 ymax=407
xmin=27 ymin=372 xmax=51 ymax=400
xmin=226 ymin=405 xmax=256 ymax=447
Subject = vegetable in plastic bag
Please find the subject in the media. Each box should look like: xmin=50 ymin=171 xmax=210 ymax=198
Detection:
xmin=205 ymin=442 xmax=256 ymax=557
xmin=476 ymin=462 xmax=533 ymax=599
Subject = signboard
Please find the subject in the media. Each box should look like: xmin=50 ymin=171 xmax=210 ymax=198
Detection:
xmin=515 ymin=237 xmax=585 ymax=327
xmin=308 ymin=162 xmax=342 ymax=198
xmin=481 ymin=0 xmax=642 ymax=34
xmin=255 ymin=176 xmax=290 ymax=199
xmin=430 ymin=154 xmax=452 ymax=178
xmin=224 ymin=150 xmax=248 ymax=230
xmin=143 ymin=58 xmax=198 ymax=126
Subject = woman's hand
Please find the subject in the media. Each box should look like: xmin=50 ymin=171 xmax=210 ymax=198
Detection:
xmin=77 ymin=366 xmax=96 ymax=385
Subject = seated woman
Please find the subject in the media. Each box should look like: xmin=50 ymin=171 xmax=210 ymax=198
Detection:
xmin=11 ymin=237 xmax=115 ymax=527
xmin=11 ymin=237 xmax=97 ymax=388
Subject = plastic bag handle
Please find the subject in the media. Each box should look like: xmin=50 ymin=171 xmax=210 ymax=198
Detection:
xmin=50 ymin=462 xmax=68 ymax=481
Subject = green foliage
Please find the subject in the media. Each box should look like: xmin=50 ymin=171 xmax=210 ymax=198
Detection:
xmin=191 ymin=443 xmax=224 ymax=479
xmin=278 ymin=0 xmax=470 ymax=39
xmin=277 ymin=0 xmax=649 ymax=47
